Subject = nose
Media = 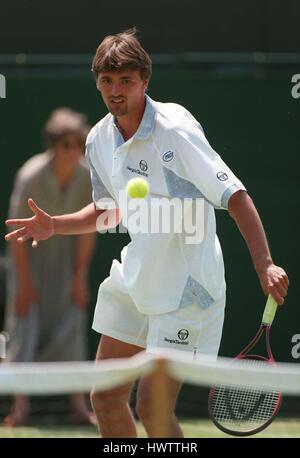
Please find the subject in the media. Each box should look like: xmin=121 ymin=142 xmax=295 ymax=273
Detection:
xmin=111 ymin=82 xmax=122 ymax=97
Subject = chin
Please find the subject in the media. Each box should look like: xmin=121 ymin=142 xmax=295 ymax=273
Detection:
xmin=108 ymin=104 xmax=128 ymax=117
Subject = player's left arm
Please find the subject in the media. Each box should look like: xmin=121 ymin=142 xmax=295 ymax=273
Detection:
xmin=228 ymin=190 xmax=289 ymax=305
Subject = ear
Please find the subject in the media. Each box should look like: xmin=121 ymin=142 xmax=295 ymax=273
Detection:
xmin=95 ymin=75 xmax=102 ymax=92
xmin=143 ymin=79 xmax=149 ymax=91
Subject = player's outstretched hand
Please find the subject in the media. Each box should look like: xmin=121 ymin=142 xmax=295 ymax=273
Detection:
xmin=5 ymin=198 xmax=54 ymax=248
xmin=258 ymin=264 xmax=289 ymax=305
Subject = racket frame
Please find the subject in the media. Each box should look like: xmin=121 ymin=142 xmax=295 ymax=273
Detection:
xmin=208 ymin=295 xmax=282 ymax=436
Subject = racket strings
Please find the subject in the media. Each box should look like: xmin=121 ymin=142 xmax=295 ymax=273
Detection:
xmin=210 ymin=359 xmax=281 ymax=433
xmin=212 ymin=386 xmax=279 ymax=426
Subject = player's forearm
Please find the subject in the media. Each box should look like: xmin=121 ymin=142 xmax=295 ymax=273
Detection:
xmin=228 ymin=191 xmax=273 ymax=274
xmin=52 ymin=203 xmax=104 ymax=235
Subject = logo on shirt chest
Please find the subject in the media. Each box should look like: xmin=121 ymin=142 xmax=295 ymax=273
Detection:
xmin=178 ymin=329 xmax=189 ymax=341
xmin=163 ymin=151 xmax=174 ymax=162
xmin=139 ymin=160 xmax=148 ymax=172
xmin=126 ymin=159 xmax=149 ymax=177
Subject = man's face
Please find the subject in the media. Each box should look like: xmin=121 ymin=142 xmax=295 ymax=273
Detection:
xmin=97 ymin=69 xmax=148 ymax=117
xmin=53 ymin=133 xmax=84 ymax=167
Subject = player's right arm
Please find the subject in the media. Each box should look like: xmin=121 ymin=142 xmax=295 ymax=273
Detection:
xmin=5 ymin=198 xmax=120 ymax=248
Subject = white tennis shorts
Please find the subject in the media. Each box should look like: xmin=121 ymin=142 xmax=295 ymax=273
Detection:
xmin=92 ymin=278 xmax=226 ymax=360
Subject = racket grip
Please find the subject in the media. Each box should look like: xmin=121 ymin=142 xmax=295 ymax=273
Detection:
xmin=262 ymin=295 xmax=278 ymax=326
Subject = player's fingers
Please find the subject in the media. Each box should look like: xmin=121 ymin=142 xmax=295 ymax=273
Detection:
xmin=280 ymin=272 xmax=289 ymax=288
xmin=14 ymin=227 xmax=27 ymax=237
xmin=5 ymin=219 xmax=29 ymax=227
xmin=32 ymin=239 xmax=38 ymax=248
xmin=275 ymin=282 xmax=288 ymax=299
xmin=17 ymin=234 xmax=31 ymax=244
xmin=5 ymin=227 xmax=27 ymax=241
xmin=268 ymin=286 xmax=285 ymax=305
xmin=278 ymin=276 xmax=289 ymax=295
xmin=28 ymin=198 xmax=43 ymax=216
xmin=271 ymin=293 xmax=284 ymax=306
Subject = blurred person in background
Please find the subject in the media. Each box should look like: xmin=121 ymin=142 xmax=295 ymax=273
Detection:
xmin=3 ymin=108 xmax=97 ymax=426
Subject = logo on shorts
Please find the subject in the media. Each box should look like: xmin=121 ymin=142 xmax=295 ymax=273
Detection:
xmin=217 ymin=171 xmax=228 ymax=181
xmin=163 ymin=151 xmax=174 ymax=162
xmin=177 ymin=329 xmax=189 ymax=341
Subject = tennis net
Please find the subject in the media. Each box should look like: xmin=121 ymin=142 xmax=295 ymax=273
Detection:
xmin=0 ymin=351 xmax=299 ymax=437
xmin=0 ymin=351 xmax=299 ymax=395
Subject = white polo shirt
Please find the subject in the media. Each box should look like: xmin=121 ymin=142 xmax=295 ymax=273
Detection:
xmin=86 ymin=95 xmax=246 ymax=315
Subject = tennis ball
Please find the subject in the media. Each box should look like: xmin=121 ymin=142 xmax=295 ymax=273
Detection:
xmin=126 ymin=177 xmax=150 ymax=199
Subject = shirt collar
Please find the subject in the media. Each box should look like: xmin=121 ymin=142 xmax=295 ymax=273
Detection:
xmin=113 ymin=94 xmax=156 ymax=141
xmin=134 ymin=95 xmax=156 ymax=140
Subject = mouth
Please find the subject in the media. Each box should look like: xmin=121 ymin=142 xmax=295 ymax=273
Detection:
xmin=110 ymin=99 xmax=125 ymax=104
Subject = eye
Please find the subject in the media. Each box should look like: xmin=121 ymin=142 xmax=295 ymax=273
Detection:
xmin=122 ymin=79 xmax=131 ymax=85
xmin=100 ymin=78 xmax=110 ymax=85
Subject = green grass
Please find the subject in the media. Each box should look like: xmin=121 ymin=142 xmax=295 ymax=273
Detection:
xmin=0 ymin=418 xmax=299 ymax=438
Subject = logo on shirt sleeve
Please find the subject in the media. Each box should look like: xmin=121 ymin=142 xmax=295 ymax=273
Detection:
xmin=163 ymin=151 xmax=174 ymax=162
xmin=217 ymin=171 xmax=228 ymax=181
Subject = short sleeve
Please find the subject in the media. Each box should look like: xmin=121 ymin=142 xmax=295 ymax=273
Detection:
xmin=168 ymin=123 xmax=246 ymax=209
xmin=85 ymin=144 xmax=116 ymax=209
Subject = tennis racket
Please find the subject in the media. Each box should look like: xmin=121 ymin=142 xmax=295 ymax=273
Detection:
xmin=208 ymin=294 xmax=282 ymax=436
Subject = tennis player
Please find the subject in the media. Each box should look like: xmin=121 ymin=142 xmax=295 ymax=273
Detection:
xmin=5 ymin=29 xmax=289 ymax=438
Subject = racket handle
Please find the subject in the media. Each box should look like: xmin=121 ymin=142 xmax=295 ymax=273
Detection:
xmin=262 ymin=294 xmax=278 ymax=326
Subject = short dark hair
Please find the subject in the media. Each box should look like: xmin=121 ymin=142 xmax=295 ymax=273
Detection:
xmin=92 ymin=28 xmax=152 ymax=81
xmin=43 ymin=108 xmax=90 ymax=147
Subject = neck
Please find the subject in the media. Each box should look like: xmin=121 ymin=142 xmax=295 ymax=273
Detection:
xmin=116 ymin=96 xmax=146 ymax=141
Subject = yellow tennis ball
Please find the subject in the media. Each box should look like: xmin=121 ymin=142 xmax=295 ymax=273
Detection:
xmin=126 ymin=177 xmax=150 ymax=199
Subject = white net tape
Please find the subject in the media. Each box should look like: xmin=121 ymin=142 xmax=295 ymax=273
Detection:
xmin=0 ymin=350 xmax=299 ymax=395
xmin=165 ymin=350 xmax=300 ymax=395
